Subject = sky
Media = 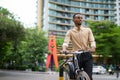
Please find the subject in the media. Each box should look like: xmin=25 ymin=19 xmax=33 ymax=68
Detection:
xmin=0 ymin=0 xmax=37 ymax=28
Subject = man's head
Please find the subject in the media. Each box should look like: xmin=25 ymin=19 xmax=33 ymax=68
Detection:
xmin=73 ymin=13 xmax=83 ymax=26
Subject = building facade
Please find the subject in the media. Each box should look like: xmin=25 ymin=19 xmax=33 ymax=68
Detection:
xmin=115 ymin=0 xmax=120 ymax=26
xmin=37 ymin=0 xmax=116 ymax=37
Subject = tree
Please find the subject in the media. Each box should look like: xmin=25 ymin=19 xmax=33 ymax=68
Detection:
xmin=110 ymin=27 xmax=120 ymax=64
xmin=0 ymin=7 xmax=48 ymax=71
xmin=0 ymin=7 xmax=25 ymax=67
xmin=22 ymin=28 xmax=48 ymax=70
xmin=87 ymin=20 xmax=120 ymax=64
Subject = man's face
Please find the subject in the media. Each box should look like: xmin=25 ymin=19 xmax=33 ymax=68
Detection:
xmin=73 ymin=14 xmax=83 ymax=26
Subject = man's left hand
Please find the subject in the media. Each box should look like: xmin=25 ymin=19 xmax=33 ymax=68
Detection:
xmin=88 ymin=47 xmax=96 ymax=53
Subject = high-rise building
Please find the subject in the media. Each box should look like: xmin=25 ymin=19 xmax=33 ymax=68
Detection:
xmin=37 ymin=0 xmax=116 ymax=37
xmin=115 ymin=0 xmax=120 ymax=26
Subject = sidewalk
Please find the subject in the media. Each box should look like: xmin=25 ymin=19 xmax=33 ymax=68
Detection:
xmin=0 ymin=69 xmax=58 ymax=74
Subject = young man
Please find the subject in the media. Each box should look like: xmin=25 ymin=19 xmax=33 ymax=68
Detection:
xmin=62 ymin=13 xmax=96 ymax=80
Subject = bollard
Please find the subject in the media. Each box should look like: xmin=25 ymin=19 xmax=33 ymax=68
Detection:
xmin=59 ymin=66 xmax=64 ymax=80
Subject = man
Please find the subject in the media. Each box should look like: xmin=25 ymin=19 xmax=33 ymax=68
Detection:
xmin=62 ymin=13 xmax=96 ymax=80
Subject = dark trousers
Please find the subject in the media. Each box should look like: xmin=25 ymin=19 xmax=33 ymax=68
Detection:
xmin=77 ymin=52 xmax=93 ymax=80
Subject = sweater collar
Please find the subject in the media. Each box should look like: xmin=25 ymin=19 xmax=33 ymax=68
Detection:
xmin=73 ymin=26 xmax=84 ymax=31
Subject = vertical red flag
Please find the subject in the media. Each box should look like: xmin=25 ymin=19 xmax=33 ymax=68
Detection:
xmin=46 ymin=35 xmax=59 ymax=70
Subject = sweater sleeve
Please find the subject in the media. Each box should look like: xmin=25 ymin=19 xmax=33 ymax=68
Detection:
xmin=62 ymin=30 xmax=71 ymax=48
xmin=88 ymin=28 xmax=96 ymax=48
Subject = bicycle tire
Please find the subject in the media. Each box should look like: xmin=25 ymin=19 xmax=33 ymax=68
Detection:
xmin=64 ymin=70 xmax=70 ymax=80
xmin=77 ymin=71 xmax=91 ymax=80
xmin=64 ymin=63 xmax=75 ymax=80
xmin=64 ymin=66 xmax=70 ymax=80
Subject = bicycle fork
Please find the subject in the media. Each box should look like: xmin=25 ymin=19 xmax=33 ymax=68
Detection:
xmin=74 ymin=54 xmax=82 ymax=79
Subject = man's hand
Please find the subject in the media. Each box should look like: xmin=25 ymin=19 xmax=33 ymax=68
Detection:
xmin=61 ymin=49 xmax=69 ymax=53
xmin=88 ymin=47 xmax=96 ymax=53
xmin=61 ymin=45 xmax=69 ymax=53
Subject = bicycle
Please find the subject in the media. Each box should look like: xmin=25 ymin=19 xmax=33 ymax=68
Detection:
xmin=59 ymin=50 xmax=91 ymax=80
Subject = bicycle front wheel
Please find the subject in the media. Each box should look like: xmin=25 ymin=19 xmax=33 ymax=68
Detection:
xmin=64 ymin=70 xmax=70 ymax=80
xmin=64 ymin=64 xmax=75 ymax=80
xmin=78 ymin=71 xmax=91 ymax=80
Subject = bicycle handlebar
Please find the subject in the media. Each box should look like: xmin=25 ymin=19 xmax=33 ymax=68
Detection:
xmin=63 ymin=50 xmax=89 ymax=55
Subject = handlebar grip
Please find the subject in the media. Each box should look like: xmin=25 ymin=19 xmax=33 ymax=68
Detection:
xmin=74 ymin=50 xmax=90 ymax=54
xmin=63 ymin=51 xmax=69 ymax=55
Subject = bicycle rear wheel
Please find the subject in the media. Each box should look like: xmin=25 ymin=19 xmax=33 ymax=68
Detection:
xmin=78 ymin=71 xmax=90 ymax=80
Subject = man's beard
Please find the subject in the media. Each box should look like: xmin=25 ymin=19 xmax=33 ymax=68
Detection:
xmin=77 ymin=23 xmax=81 ymax=26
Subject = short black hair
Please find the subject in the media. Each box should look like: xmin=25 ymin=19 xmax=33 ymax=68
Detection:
xmin=73 ymin=13 xmax=81 ymax=19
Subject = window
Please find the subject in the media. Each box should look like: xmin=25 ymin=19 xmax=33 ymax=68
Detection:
xmin=57 ymin=25 xmax=65 ymax=30
xmin=49 ymin=24 xmax=56 ymax=30
xmin=94 ymin=10 xmax=98 ymax=14
xmin=71 ymin=1 xmax=80 ymax=6
xmin=85 ymin=9 xmax=89 ymax=13
xmin=49 ymin=10 xmax=56 ymax=15
xmin=94 ymin=16 xmax=98 ymax=20
xmin=49 ymin=3 xmax=56 ymax=8
xmin=104 ymin=10 xmax=108 ymax=14
xmin=85 ymin=15 xmax=90 ymax=19
xmin=104 ymin=16 xmax=109 ymax=20
xmin=56 ymin=5 xmax=63 ymax=10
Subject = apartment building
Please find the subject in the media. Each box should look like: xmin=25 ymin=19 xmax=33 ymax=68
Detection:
xmin=115 ymin=0 xmax=120 ymax=26
xmin=37 ymin=0 xmax=116 ymax=37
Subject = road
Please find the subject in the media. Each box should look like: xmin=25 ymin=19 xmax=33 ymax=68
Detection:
xmin=0 ymin=70 xmax=119 ymax=80
xmin=0 ymin=70 xmax=58 ymax=80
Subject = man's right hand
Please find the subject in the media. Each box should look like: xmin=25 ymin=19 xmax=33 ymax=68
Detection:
xmin=61 ymin=50 xmax=69 ymax=55
xmin=61 ymin=49 xmax=68 ymax=53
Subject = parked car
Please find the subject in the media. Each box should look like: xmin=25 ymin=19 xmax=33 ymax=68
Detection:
xmin=92 ymin=65 xmax=107 ymax=74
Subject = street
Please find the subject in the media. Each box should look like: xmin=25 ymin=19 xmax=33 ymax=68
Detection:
xmin=0 ymin=70 xmax=119 ymax=80
xmin=0 ymin=70 xmax=58 ymax=80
